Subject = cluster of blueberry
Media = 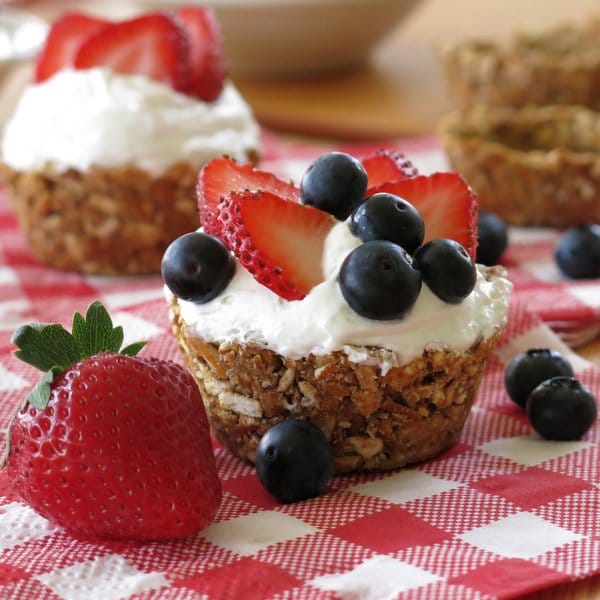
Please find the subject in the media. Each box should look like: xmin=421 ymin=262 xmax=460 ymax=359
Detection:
xmin=504 ymin=349 xmax=597 ymax=440
xmin=302 ymin=153 xmax=476 ymax=320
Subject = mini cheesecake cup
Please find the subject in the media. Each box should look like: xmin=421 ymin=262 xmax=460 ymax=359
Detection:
xmin=1 ymin=152 xmax=258 ymax=275
xmin=169 ymin=266 xmax=506 ymax=474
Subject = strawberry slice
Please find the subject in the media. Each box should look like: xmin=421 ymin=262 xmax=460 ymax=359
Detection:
xmin=370 ymin=173 xmax=478 ymax=259
xmin=35 ymin=13 xmax=108 ymax=83
xmin=175 ymin=6 xmax=226 ymax=101
xmin=361 ymin=149 xmax=418 ymax=192
xmin=215 ymin=190 xmax=335 ymax=300
xmin=74 ymin=13 xmax=189 ymax=92
xmin=198 ymin=157 xmax=301 ymax=235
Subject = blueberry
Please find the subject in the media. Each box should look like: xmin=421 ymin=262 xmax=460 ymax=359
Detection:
xmin=300 ymin=152 xmax=368 ymax=220
xmin=339 ymin=240 xmax=422 ymax=320
xmin=504 ymin=349 xmax=574 ymax=408
xmin=412 ymin=238 xmax=476 ymax=304
xmin=256 ymin=420 xmax=334 ymax=503
xmin=526 ymin=377 xmax=597 ymax=440
xmin=555 ymin=224 xmax=600 ymax=279
xmin=161 ymin=232 xmax=235 ymax=302
xmin=476 ymin=212 xmax=508 ymax=266
xmin=350 ymin=192 xmax=424 ymax=253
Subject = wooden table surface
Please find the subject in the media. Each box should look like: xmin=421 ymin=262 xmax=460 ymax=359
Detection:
xmin=2 ymin=1 xmax=600 ymax=597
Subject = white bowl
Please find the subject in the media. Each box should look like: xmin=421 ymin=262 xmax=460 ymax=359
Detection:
xmin=138 ymin=0 xmax=423 ymax=78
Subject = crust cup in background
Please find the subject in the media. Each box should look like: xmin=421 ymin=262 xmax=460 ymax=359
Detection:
xmin=440 ymin=20 xmax=600 ymax=111
xmin=440 ymin=105 xmax=600 ymax=227
xmin=1 ymin=163 xmax=198 ymax=275
xmin=1 ymin=151 xmax=259 ymax=276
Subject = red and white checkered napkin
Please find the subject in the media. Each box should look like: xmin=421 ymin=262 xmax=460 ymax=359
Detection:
xmin=503 ymin=228 xmax=600 ymax=348
xmin=0 ymin=133 xmax=599 ymax=599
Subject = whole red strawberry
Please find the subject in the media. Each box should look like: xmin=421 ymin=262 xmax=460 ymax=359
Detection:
xmin=4 ymin=301 xmax=222 ymax=540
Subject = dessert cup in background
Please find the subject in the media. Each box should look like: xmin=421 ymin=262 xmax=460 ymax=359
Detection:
xmin=1 ymin=71 xmax=259 ymax=275
xmin=0 ymin=9 xmax=261 ymax=275
xmin=164 ymin=154 xmax=512 ymax=474
xmin=439 ymin=105 xmax=600 ymax=227
xmin=439 ymin=19 xmax=600 ymax=111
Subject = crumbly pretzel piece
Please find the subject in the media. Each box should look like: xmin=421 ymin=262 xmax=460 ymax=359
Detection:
xmin=439 ymin=105 xmax=600 ymax=227
xmin=169 ymin=266 xmax=506 ymax=474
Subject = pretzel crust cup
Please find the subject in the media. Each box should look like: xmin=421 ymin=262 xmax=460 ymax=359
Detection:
xmin=440 ymin=105 xmax=600 ymax=227
xmin=1 ymin=152 xmax=259 ymax=275
xmin=170 ymin=266 xmax=506 ymax=474
xmin=440 ymin=20 xmax=600 ymax=110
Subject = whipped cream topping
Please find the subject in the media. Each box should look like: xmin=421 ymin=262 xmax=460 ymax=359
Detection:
xmin=1 ymin=68 xmax=260 ymax=175
xmin=173 ymin=222 xmax=512 ymax=370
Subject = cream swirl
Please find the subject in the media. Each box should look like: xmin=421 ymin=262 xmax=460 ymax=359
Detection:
xmin=172 ymin=221 xmax=512 ymax=369
xmin=1 ymin=68 xmax=260 ymax=175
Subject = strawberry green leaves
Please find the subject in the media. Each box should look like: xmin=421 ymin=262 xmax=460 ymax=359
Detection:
xmin=71 ymin=302 xmax=123 ymax=358
xmin=26 ymin=367 xmax=63 ymax=410
xmin=12 ymin=301 xmax=146 ymax=408
xmin=12 ymin=323 xmax=81 ymax=373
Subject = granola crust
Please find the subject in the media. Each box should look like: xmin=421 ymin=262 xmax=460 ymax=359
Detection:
xmin=440 ymin=20 xmax=600 ymax=110
xmin=1 ymin=153 xmax=257 ymax=275
xmin=440 ymin=105 xmax=600 ymax=227
xmin=169 ymin=294 xmax=503 ymax=474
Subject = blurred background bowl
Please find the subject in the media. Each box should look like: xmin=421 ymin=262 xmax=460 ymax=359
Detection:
xmin=139 ymin=0 xmax=423 ymax=78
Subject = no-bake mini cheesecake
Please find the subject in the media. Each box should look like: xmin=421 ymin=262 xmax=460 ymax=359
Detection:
xmin=1 ymin=8 xmax=260 ymax=275
xmin=164 ymin=152 xmax=512 ymax=473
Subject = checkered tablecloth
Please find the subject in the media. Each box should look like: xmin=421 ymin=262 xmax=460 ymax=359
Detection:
xmin=0 ymin=134 xmax=598 ymax=599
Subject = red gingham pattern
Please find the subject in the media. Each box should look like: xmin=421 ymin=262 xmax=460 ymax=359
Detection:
xmin=0 ymin=134 xmax=598 ymax=599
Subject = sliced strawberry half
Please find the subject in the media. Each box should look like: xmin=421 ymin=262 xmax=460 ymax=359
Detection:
xmin=35 ymin=13 xmax=109 ymax=83
xmin=370 ymin=173 xmax=478 ymax=259
xmin=362 ymin=149 xmax=418 ymax=192
xmin=175 ymin=6 xmax=225 ymax=101
xmin=215 ymin=190 xmax=335 ymax=300
xmin=198 ymin=157 xmax=301 ymax=235
xmin=74 ymin=13 xmax=189 ymax=92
